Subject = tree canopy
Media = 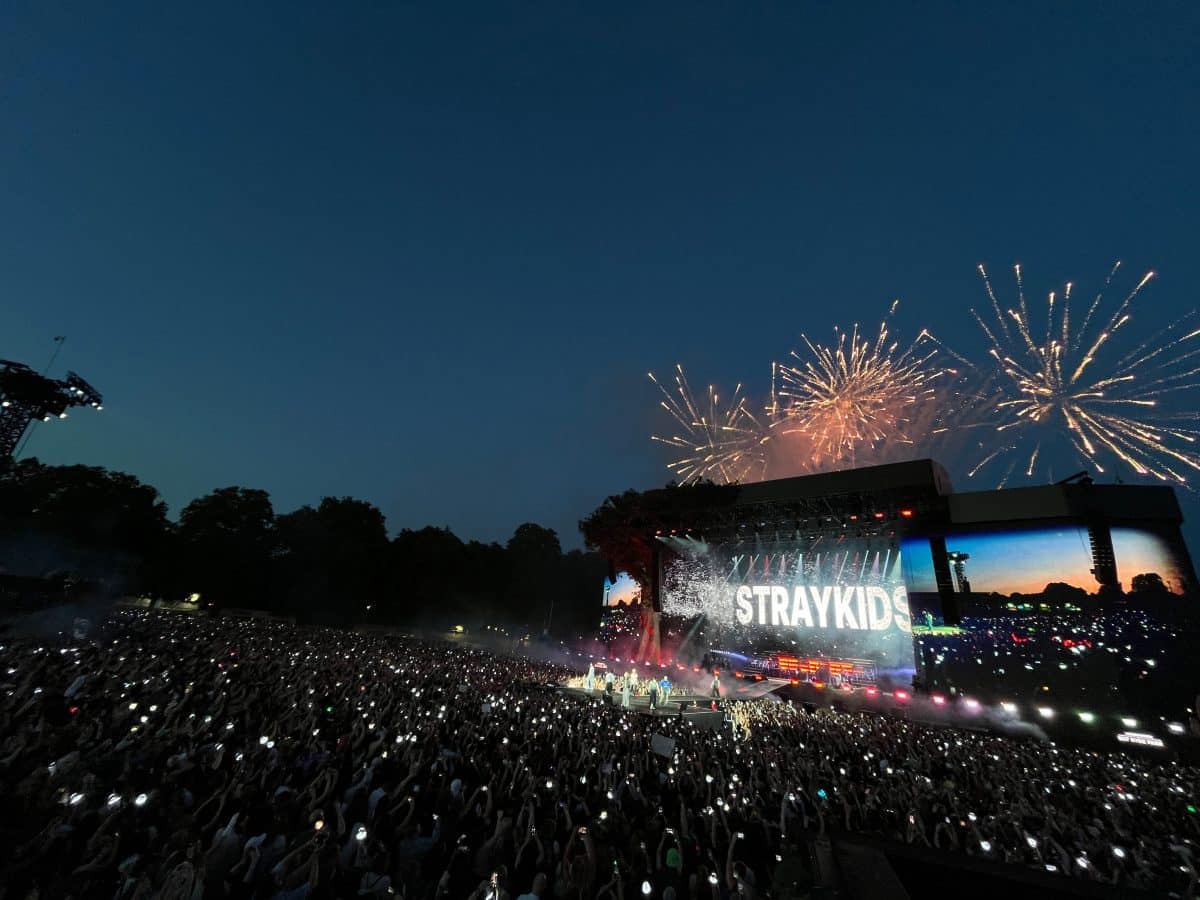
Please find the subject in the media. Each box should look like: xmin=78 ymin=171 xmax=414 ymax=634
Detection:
xmin=0 ymin=458 xmax=609 ymax=637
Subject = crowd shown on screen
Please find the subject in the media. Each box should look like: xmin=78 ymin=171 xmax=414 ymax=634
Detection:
xmin=0 ymin=611 xmax=1197 ymax=900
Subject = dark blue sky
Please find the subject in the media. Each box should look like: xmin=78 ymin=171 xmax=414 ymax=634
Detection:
xmin=3 ymin=3 xmax=1199 ymax=546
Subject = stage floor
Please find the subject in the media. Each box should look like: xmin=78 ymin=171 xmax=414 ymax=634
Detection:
xmin=561 ymin=678 xmax=781 ymax=710
xmin=559 ymin=686 xmax=733 ymax=729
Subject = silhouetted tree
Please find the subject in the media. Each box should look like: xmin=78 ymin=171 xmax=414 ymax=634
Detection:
xmin=505 ymin=523 xmax=561 ymax=628
xmin=579 ymin=481 xmax=738 ymax=609
xmin=388 ymin=526 xmax=467 ymax=625
xmin=177 ymin=487 xmax=275 ymax=610
xmin=276 ymin=497 xmax=389 ymax=624
xmin=0 ymin=458 xmax=169 ymax=595
xmin=1130 ymin=572 xmax=1170 ymax=596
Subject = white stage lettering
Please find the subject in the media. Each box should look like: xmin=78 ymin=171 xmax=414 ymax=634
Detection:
xmin=735 ymin=584 xmax=911 ymax=633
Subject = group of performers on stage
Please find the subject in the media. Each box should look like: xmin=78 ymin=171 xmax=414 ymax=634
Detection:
xmin=574 ymin=661 xmax=723 ymax=710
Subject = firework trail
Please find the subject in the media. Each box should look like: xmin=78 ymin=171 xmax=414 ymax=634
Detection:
xmin=970 ymin=262 xmax=1200 ymax=485
xmin=770 ymin=301 xmax=952 ymax=466
xmin=648 ymin=366 xmax=771 ymax=485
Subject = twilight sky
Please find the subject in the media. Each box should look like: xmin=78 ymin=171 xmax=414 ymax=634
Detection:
xmin=3 ymin=3 xmax=1200 ymax=547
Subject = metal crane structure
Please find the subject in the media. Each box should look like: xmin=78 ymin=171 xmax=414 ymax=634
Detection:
xmin=0 ymin=360 xmax=103 ymax=460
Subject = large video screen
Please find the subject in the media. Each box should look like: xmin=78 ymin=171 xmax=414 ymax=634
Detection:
xmin=660 ymin=538 xmax=915 ymax=688
xmin=602 ymin=572 xmax=641 ymax=607
xmin=901 ymin=523 xmax=1199 ymax=718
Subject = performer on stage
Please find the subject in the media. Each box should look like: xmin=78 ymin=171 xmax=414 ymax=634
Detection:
xmin=621 ymin=675 xmax=631 ymax=708
xmin=605 ymin=670 xmax=615 ymax=692
xmin=659 ymin=674 xmax=671 ymax=709
xmin=585 ymin=662 xmax=595 ymax=692
xmin=710 ymin=672 xmax=721 ymax=699
xmin=648 ymin=677 xmax=659 ymax=710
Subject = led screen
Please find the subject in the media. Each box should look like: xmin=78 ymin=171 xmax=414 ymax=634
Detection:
xmin=660 ymin=537 xmax=915 ymax=688
xmin=901 ymin=523 xmax=1199 ymax=718
xmin=602 ymin=572 xmax=641 ymax=607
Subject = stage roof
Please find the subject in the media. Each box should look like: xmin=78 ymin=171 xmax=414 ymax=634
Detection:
xmin=948 ymin=482 xmax=1183 ymax=525
xmin=733 ymin=459 xmax=953 ymax=506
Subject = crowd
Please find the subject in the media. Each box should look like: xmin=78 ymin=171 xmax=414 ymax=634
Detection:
xmin=0 ymin=611 xmax=1197 ymax=900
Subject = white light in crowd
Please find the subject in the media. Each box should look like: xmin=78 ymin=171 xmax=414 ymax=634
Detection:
xmin=600 ymin=811 xmax=608 ymax=820
xmin=128 ymin=702 xmax=138 ymax=711
xmin=259 ymin=735 xmax=269 ymax=745
xmin=1113 ymin=847 xmax=1126 ymax=859
xmin=356 ymin=827 xmax=368 ymax=841
xmin=1000 ymin=702 xmax=1017 ymax=714
xmin=107 ymin=794 xmax=121 ymax=807
xmin=134 ymin=793 xmax=148 ymax=807
xmin=979 ymin=840 xmax=992 ymax=852
xmin=1026 ymin=836 xmax=1038 ymax=848
xmin=1120 ymin=717 xmax=1138 ymax=729
xmin=1078 ymin=711 xmax=1095 ymax=724
xmin=1037 ymin=707 xmax=1054 ymax=719
xmin=705 ymin=774 xmax=713 ymax=783
xmin=69 ymin=792 xmax=85 ymax=806
xmin=59 ymin=412 xmax=68 ymax=419
xmin=1076 ymin=856 xmax=1089 ymax=869
xmin=962 ymin=697 xmax=980 ymax=711
xmin=545 ymin=780 xmax=553 ymax=790
xmin=1167 ymin=722 xmax=1186 ymax=735
xmin=641 ymin=882 xmax=652 ymax=896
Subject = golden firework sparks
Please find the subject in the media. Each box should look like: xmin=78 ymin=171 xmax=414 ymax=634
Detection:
xmin=770 ymin=301 xmax=949 ymax=464
xmin=648 ymin=365 xmax=770 ymax=485
xmin=971 ymin=262 xmax=1200 ymax=485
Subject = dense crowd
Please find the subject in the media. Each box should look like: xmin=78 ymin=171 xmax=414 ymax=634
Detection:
xmin=0 ymin=611 xmax=1198 ymax=899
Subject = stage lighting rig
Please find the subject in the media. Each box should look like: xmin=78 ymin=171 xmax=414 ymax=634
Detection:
xmin=0 ymin=360 xmax=103 ymax=459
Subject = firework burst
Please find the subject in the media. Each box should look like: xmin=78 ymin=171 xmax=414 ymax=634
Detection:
xmin=970 ymin=262 xmax=1200 ymax=485
xmin=770 ymin=301 xmax=951 ymax=465
xmin=648 ymin=366 xmax=770 ymax=485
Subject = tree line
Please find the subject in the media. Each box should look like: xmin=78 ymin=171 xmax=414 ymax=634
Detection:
xmin=0 ymin=458 xmax=606 ymax=636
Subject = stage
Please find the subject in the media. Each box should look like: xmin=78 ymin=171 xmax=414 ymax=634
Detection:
xmin=559 ymin=678 xmax=783 ymax=730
